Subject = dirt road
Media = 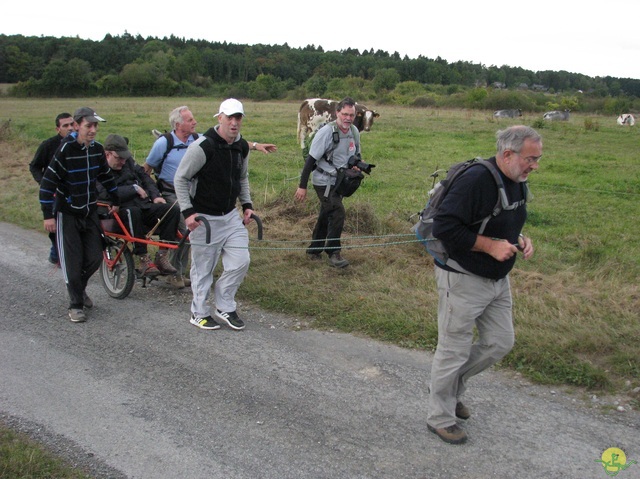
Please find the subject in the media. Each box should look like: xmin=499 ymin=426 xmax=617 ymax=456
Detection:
xmin=1 ymin=222 xmax=638 ymax=479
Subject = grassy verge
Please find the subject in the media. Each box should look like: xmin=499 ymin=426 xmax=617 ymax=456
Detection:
xmin=0 ymin=421 xmax=91 ymax=478
xmin=1 ymin=98 xmax=638 ymax=395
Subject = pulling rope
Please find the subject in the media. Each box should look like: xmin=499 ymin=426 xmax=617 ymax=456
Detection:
xmin=183 ymin=232 xmax=427 ymax=250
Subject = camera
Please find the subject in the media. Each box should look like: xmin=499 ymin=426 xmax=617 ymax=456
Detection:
xmin=347 ymin=154 xmax=375 ymax=175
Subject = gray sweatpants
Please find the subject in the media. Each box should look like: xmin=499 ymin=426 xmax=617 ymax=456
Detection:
xmin=189 ymin=211 xmax=250 ymax=318
xmin=427 ymin=267 xmax=515 ymax=429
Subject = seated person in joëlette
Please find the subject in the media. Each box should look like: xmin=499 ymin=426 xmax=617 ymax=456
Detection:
xmin=98 ymin=134 xmax=181 ymax=278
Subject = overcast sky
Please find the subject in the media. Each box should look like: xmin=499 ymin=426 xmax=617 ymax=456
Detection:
xmin=2 ymin=1 xmax=639 ymax=80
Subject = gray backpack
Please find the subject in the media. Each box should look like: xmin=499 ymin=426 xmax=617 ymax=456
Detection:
xmin=412 ymin=158 xmax=528 ymax=266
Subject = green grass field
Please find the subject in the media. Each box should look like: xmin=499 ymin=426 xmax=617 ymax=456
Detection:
xmin=1 ymin=98 xmax=638 ymax=395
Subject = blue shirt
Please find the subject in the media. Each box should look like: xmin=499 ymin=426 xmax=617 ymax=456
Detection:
xmin=145 ymin=132 xmax=199 ymax=184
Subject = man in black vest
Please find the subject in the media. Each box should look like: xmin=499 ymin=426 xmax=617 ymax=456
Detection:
xmin=174 ymin=99 xmax=256 ymax=331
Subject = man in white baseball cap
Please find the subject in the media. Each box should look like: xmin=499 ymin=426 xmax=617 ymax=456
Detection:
xmin=173 ymin=98 xmax=258 ymax=331
xmin=214 ymin=98 xmax=245 ymax=117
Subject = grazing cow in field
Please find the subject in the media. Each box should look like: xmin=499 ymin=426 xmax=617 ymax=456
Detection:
xmin=493 ymin=109 xmax=522 ymax=119
xmin=543 ymin=109 xmax=570 ymax=121
xmin=617 ymin=113 xmax=635 ymax=126
xmin=297 ymin=98 xmax=379 ymax=149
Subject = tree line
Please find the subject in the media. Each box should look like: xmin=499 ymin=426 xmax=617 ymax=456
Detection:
xmin=1 ymin=33 xmax=639 ymax=114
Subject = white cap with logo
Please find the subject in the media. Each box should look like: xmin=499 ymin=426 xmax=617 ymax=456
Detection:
xmin=214 ymin=98 xmax=245 ymax=117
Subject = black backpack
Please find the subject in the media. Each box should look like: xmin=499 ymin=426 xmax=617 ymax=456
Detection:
xmin=412 ymin=158 xmax=528 ymax=266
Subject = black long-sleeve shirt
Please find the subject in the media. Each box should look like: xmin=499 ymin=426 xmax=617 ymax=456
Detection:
xmin=30 ymin=134 xmax=64 ymax=183
xmin=432 ymin=157 xmax=527 ymax=280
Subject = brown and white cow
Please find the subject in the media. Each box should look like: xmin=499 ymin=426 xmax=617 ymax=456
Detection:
xmin=297 ymin=98 xmax=379 ymax=148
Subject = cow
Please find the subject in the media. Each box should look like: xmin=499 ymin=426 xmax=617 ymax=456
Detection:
xmin=493 ymin=109 xmax=522 ymax=119
xmin=543 ymin=109 xmax=570 ymax=121
xmin=297 ymin=98 xmax=379 ymax=149
xmin=617 ymin=113 xmax=635 ymax=126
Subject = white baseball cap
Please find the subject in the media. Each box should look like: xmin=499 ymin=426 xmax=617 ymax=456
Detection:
xmin=214 ymin=98 xmax=245 ymax=117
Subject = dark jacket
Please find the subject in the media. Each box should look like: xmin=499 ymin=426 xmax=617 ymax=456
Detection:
xmin=30 ymin=134 xmax=65 ymax=183
xmin=40 ymin=139 xmax=119 ymax=220
xmin=432 ymin=157 xmax=527 ymax=280
xmin=97 ymin=158 xmax=161 ymax=209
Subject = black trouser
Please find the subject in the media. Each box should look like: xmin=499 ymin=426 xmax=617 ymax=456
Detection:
xmin=48 ymin=232 xmax=58 ymax=259
xmin=56 ymin=211 xmax=104 ymax=309
xmin=309 ymin=184 xmax=346 ymax=255
xmin=117 ymin=204 xmax=180 ymax=255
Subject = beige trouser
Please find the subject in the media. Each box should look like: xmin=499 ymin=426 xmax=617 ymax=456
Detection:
xmin=427 ymin=267 xmax=515 ymax=429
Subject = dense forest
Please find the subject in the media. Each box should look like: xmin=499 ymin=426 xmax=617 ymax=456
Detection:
xmin=1 ymin=33 xmax=639 ymax=114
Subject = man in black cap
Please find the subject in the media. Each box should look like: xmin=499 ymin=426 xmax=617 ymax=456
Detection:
xmin=40 ymin=107 xmax=120 ymax=323
xmin=101 ymin=134 xmax=180 ymax=278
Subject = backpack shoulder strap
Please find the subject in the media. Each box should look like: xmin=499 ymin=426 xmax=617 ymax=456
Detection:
xmin=156 ymin=132 xmax=200 ymax=175
xmin=471 ymin=159 xmax=527 ymax=234
xmin=161 ymin=133 xmax=174 ymax=162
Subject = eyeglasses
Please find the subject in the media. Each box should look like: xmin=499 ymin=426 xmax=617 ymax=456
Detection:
xmin=110 ymin=152 xmax=126 ymax=162
xmin=514 ymin=152 xmax=541 ymax=166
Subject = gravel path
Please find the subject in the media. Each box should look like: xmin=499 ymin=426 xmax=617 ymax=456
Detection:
xmin=1 ymin=222 xmax=638 ymax=479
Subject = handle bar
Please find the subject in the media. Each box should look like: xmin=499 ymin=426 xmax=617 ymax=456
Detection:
xmin=177 ymin=215 xmax=210 ymax=248
xmin=250 ymin=213 xmax=263 ymax=240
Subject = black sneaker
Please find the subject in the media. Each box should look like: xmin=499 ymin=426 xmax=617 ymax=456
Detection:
xmin=215 ymin=310 xmax=245 ymax=330
xmin=190 ymin=314 xmax=220 ymax=330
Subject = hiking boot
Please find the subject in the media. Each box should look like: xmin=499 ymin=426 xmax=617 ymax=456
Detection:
xmin=139 ymin=254 xmax=160 ymax=276
xmin=306 ymin=252 xmax=322 ymax=261
xmin=215 ymin=309 xmax=245 ymax=330
xmin=328 ymin=252 xmax=349 ymax=268
xmin=456 ymin=401 xmax=470 ymax=420
xmin=68 ymin=308 xmax=87 ymax=323
xmin=155 ymin=250 xmax=177 ymax=275
xmin=48 ymin=254 xmax=60 ymax=266
xmin=164 ymin=274 xmax=185 ymax=289
xmin=427 ymin=423 xmax=468 ymax=445
xmin=190 ymin=314 xmax=220 ymax=330
xmin=83 ymin=292 xmax=93 ymax=309
xmin=182 ymin=277 xmax=191 ymax=287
